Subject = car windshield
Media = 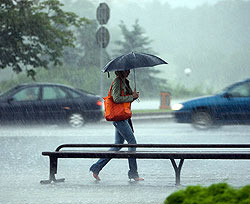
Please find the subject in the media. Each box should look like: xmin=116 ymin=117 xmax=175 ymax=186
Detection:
xmin=214 ymin=83 xmax=239 ymax=95
xmin=213 ymin=86 xmax=229 ymax=95
xmin=0 ymin=86 xmax=23 ymax=98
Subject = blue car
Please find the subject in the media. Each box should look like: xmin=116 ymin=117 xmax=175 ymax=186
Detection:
xmin=172 ymin=78 xmax=250 ymax=130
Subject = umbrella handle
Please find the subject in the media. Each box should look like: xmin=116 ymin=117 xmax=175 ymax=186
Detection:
xmin=133 ymin=69 xmax=140 ymax=103
xmin=133 ymin=69 xmax=136 ymax=90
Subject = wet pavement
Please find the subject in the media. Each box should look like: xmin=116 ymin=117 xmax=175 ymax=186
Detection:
xmin=1 ymin=120 xmax=250 ymax=204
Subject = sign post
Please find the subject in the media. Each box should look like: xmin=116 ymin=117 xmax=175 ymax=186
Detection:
xmin=96 ymin=3 xmax=110 ymax=97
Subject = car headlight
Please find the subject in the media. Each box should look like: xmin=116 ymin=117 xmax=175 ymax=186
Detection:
xmin=171 ymin=103 xmax=184 ymax=111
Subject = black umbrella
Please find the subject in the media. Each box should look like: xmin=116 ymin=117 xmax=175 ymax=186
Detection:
xmin=102 ymin=52 xmax=168 ymax=89
xmin=102 ymin=52 xmax=167 ymax=72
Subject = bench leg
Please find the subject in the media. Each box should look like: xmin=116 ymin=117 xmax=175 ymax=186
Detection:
xmin=170 ymin=159 xmax=184 ymax=186
xmin=40 ymin=156 xmax=65 ymax=184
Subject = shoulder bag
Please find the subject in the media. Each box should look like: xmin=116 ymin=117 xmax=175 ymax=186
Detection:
xmin=103 ymin=79 xmax=132 ymax=121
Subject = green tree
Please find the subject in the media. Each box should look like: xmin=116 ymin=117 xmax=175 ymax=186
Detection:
xmin=77 ymin=20 xmax=110 ymax=68
xmin=114 ymin=20 xmax=167 ymax=98
xmin=0 ymin=65 xmax=101 ymax=95
xmin=62 ymin=46 xmax=81 ymax=68
xmin=0 ymin=0 xmax=87 ymax=78
xmin=60 ymin=0 xmax=95 ymax=19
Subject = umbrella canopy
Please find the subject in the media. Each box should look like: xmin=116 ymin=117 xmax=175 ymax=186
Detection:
xmin=102 ymin=52 xmax=167 ymax=72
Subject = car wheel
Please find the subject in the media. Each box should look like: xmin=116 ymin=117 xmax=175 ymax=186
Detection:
xmin=68 ymin=113 xmax=85 ymax=128
xmin=192 ymin=111 xmax=213 ymax=130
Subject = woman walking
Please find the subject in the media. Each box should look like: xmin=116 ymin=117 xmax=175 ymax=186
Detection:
xmin=89 ymin=70 xmax=144 ymax=181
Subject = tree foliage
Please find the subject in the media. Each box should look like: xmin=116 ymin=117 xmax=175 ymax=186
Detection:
xmin=114 ymin=20 xmax=153 ymax=55
xmin=77 ymin=20 xmax=110 ymax=68
xmin=114 ymin=20 xmax=167 ymax=98
xmin=0 ymin=65 xmax=101 ymax=95
xmin=0 ymin=0 xmax=87 ymax=78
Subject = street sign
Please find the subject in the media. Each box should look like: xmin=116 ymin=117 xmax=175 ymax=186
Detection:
xmin=96 ymin=3 xmax=110 ymax=25
xmin=96 ymin=3 xmax=110 ymax=97
xmin=96 ymin=26 xmax=110 ymax=48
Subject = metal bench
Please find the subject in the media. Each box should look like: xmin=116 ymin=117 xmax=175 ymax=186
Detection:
xmin=40 ymin=144 xmax=250 ymax=185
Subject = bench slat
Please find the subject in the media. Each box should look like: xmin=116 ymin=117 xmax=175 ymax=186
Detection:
xmin=55 ymin=144 xmax=250 ymax=151
xmin=42 ymin=151 xmax=250 ymax=159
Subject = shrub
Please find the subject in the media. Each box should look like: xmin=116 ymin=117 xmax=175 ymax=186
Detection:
xmin=164 ymin=183 xmax=250 ymax=204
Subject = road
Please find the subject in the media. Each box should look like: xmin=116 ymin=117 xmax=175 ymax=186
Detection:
xmin=0 ymin=120 xmax=250 ymax=204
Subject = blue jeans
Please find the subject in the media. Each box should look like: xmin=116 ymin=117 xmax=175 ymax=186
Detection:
xmin=89 ymin=119 xmax=139 ymax=179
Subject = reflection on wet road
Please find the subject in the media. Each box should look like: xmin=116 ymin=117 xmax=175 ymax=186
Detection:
xmin=1 ymin=120 xmax=250 ymax=204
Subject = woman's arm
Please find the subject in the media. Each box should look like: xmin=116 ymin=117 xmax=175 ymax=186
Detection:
xmin=111 ymin=78 xmax=134 ymax=103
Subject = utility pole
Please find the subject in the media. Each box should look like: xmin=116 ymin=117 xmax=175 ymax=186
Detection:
xmin=96 ymin=3 xmax=110 ymax=97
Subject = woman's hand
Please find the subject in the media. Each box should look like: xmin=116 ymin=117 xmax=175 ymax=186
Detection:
xmin=132 ymin=91 xmax=139 ymax=100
